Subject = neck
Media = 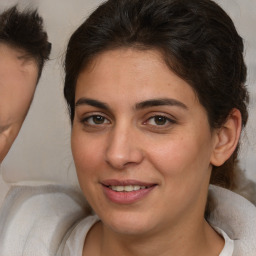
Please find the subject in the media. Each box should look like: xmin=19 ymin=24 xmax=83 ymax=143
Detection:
xmin=85 ymin=217 xmax=224 ymax=256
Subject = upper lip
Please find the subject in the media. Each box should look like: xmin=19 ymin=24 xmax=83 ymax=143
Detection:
xmin=101 ymin=179 xmax=156 ymax=187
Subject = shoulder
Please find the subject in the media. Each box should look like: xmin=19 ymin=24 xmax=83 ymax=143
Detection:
xmin=208 ymin=185 xmax=256 ymax=256
xmin=0 ymin=184 xmax=91 ymax=256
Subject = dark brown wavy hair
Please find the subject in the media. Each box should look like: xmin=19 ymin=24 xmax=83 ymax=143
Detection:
xmin=64 ymin=0 xmax=249 ymax=189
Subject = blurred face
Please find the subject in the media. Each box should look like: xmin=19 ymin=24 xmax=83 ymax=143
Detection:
xmin=0 ymin=43 xmax=38 ymax=161
xmin=72 ymin=49 xmax=218 ymax=236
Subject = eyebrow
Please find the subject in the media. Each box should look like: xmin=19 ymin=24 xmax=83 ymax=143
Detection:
xmin=75 ymin=97 xmax=188 ymax=111
xmin=135 ymin=98 xmax=188 ymax=110
xmin=75 ymin=98 xmax=110 ymax=110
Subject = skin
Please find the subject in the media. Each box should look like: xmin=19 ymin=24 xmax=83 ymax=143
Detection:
xmin=71 ymin=48 xmax=236 ymax=256
xmin=0 ymin=43 xmax=38 ymax=162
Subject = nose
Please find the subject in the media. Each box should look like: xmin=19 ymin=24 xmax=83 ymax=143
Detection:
xmin=105 ymin=125 xmax=144 ymax=170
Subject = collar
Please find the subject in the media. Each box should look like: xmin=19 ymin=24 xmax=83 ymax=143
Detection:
xmin=208 ymin=185 xmax=256 ymax=256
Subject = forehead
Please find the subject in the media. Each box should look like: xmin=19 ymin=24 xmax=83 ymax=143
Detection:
xmin=0 ymin=42 xmax=38 ymax=78
xmin=76 ymin=48 xmax=197 ymax=99
xmin=0 ymin=43 xmax=39 ymax=88
xmin=0 ymin=42 xmax=37 ymax=67
xmin=0 ymin=43 xmax=24 ymax=57
xmin=84 ymin=47 xmax=168 ymax=73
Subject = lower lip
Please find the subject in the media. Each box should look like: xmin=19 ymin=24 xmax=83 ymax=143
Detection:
xmin=102 ymin=185 xmax=156 ymax=204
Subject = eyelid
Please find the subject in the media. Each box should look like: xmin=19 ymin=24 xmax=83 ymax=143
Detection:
xmin=75 ymin=104 xmax=114 ymax=119
xmin=143 ymin=111 xmax=176 ymax=122
xmin=142 ymin=112 xmax=177 ymax=129
xmin=84 ymin=115 xmax=110 ymax=125
xmin=80 ymin=112 xmax=112 ymax=126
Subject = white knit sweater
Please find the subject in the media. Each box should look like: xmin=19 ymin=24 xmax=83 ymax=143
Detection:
xmin=0 ymin=184 xmax=255 ymax=256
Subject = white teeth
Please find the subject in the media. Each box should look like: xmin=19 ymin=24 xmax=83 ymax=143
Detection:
xmin=124 ymin=185 xmax=133 ymax=192
xmin=133 ymin=185 xmax=140 ymax=191
xmin=110 ymin=185 xmax=147 ymax=192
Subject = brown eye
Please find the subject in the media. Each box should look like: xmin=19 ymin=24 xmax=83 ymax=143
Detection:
xmin=147 ymin=115 xmax=168 ymax=126
xmin=83 ymin=115 xmax=110 ymax=125
xmin=153 ymin=116 xmax=167 ymax=125
xmin=93 ymin=115 xmax=105 ymax=124
xmin=145 ymin=115 xmax=176 ymax=129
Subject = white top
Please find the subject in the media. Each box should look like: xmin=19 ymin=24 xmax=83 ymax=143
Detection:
xmin=214 ymin=227 xmax=234 ymax=256
xmin=0 ymin=184 xmax=255 ymax=256
xmin=58 ymin=215 xmax=234 ymax=256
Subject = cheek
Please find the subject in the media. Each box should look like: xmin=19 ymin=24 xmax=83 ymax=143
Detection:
xmin=71 ymin=131 xmax=104 ymax=181
xmin=147 ymin=133 xmax=212 ymax=181
xmin=147 ymin=135 xmax=213 ymax=212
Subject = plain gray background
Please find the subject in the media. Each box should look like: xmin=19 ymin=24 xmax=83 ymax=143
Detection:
xmin=0 ymin=0 xmax=255 ymax=191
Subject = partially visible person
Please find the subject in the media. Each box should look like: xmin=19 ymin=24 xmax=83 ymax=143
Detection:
xmin=0 ymin=6 xmax=51 ymax=163
xmin=0 ymin=8 xmax=88 ymax=256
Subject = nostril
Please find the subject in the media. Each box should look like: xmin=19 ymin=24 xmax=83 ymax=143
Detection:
xmin=105 ymin=157 xmax=128 ymax=170
xmin=105 ymin=129 xmax=144 ymax=169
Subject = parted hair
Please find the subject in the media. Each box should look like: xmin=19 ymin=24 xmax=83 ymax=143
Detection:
xmin=0 ymin=6 xmax=51 ymax=79
xmin=64 ymin=0 xmax=249 ymax=190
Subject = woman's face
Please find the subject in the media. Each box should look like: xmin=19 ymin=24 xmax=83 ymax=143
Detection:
xmin=72 ymin=48 xmax=218 ymax=236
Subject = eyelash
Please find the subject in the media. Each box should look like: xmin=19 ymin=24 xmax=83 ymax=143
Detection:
xmin=144 ymin=115 xmax=176 ymax=128
xmin=81 ymin=114 xmax=110 ymax=126
xmin=80 ymin=113 xmax=176 ymax=129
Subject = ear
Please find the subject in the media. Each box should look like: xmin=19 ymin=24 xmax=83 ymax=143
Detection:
xmin=210 ymin=108 xmax=242 ymax=166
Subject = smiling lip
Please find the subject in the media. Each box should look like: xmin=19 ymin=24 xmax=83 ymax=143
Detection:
xmin=101 ymin=179 xmax=157 ymax=204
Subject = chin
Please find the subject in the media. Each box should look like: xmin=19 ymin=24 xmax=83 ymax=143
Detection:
xmin=100 ymin=210 xmax=157 ymax=236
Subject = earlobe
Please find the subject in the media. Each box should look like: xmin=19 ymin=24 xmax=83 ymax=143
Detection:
xmin=210 ymin=109 xmax=242 ymax=166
